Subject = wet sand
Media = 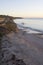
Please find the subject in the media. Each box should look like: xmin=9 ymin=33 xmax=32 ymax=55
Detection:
xmin=1 ymin=30 xmax=43 ymax=65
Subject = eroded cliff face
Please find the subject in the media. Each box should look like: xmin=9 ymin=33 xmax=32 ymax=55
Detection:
xmin=5 ymin=18 xmax=19 ymax=33
xmin=0 ymin=17 xmax=19 ymax=34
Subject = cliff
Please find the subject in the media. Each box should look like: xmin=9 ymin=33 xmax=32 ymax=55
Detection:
xmin=0 ymin=15 xmax=23 ymax=19
xmin=0 ymin=17 xmax=19 ymax=34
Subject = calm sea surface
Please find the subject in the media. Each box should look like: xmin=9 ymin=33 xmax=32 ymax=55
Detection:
xmin=14 ymin=19 xmax=43 ymax=33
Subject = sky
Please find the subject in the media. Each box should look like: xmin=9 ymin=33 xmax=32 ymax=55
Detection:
xmin=0 ymin=0 xmax=43 ymax=18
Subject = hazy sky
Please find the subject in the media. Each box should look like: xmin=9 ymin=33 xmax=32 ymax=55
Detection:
xmin=0 ymin=0 xmax=43 ymax=18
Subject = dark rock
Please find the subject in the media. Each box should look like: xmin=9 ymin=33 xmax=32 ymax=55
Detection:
xmin=15 ymin=59 xmax=26 ymax=65
xmin=4 ymin=54 xmax=26 ymax=65
xmin=11 ymin=55 xmax=26 ymax=65
xmin=11 ymin=54 xmax=16 ymax=60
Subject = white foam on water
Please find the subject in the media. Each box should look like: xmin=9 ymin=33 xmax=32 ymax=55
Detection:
xmin=14 ymin=19 xmax=43 ymax=34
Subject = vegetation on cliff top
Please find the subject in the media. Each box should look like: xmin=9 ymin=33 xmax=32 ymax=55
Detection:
xmin=0 ymin=15 xmax=19 ymax=34
xmin=0 ymin=15 xmax=23 ymax=19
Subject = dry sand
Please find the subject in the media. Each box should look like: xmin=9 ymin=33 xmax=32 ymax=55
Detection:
xmin=1 ymin=30 xmax=43 ymax=65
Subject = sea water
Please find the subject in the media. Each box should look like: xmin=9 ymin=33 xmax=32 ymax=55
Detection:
xmin=14 ymin=18 xmax=43 ymax=34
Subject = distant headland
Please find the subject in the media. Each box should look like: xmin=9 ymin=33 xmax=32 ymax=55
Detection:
xmin=0 ymin=15 xmax=23 ymax=19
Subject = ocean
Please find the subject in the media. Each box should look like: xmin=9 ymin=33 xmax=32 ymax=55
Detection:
xmin=14 ymin=18 xmax=43 ymax=34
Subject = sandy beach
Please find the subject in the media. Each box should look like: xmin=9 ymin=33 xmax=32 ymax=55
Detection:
xmin=1 ymin=29 xmax=43 ymax=65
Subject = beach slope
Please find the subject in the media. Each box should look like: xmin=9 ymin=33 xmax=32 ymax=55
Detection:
xmin=1 ymin=30 xmax=43 ymax=65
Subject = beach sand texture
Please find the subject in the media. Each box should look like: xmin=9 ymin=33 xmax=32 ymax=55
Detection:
xmin=1 ymin=30 xmax=43 ymax=65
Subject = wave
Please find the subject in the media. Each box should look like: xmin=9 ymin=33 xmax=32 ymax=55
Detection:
xmin=14 ymin=19 xmax=43 ymax=34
